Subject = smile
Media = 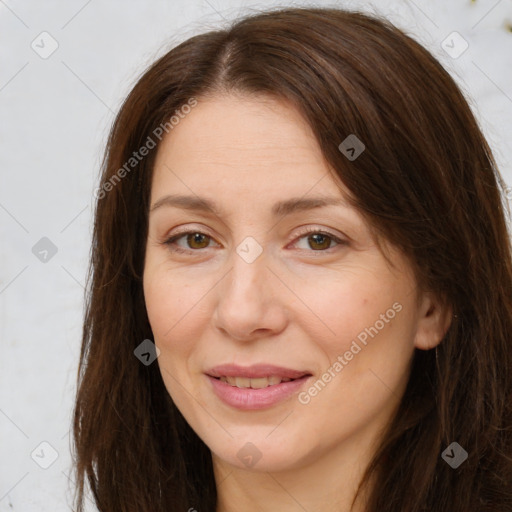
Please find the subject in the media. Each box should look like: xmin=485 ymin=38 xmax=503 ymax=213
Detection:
xmin=205 ymin=364 xmax=312 ymax=409
xmin=217 ymin=375 xmax=295 ymax=388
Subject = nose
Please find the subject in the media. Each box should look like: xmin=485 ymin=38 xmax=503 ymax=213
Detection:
xmin=213 ymin=246 xmax=288 ymax=342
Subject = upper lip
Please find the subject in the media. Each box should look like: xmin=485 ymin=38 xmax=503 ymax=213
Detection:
xmin=206 ymin=364 xmax=311 ymax=379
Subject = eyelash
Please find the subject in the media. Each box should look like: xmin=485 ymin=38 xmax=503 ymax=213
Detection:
xmin=161 ymin=226 xmax=347 ymax=255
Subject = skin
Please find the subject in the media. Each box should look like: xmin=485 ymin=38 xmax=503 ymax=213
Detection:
xmin=143 ymin=93 xmax=452 ymax=512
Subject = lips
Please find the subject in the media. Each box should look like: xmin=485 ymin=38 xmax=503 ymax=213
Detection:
xmin=205 ymin=364 xmax=312 ymax=409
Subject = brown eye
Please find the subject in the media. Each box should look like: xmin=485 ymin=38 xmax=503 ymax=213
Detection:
xmin=163 ymin=230 xmax=218 ymax=254
xmin=293 ymin=229 xmax=346 ymax=252
xmin=186 ymin=232 xmax=211 ymax=249
xmin=307 ymin=233 xmax=332 ymax=250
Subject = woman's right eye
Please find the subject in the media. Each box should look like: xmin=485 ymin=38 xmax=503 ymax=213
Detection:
xmin=162 ymin=231 xmax=219 ymax=254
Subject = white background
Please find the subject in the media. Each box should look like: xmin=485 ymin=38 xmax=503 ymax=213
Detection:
xmin=1 ymin=0 xmax=511 ymax=510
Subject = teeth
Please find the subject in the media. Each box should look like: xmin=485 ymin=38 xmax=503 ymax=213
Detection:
xmin=250 ymin=377 xmax=275 ymax=389
xmin=235 ymin=377 xmax=251 ymax=388
xmin=219 ymin=376 xmax=294 ymax=388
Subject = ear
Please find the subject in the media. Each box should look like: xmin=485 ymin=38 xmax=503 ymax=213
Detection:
xmin=414 ymin=292 xmax=453 ymax=350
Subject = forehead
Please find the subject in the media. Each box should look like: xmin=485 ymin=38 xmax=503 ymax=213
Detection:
xmin=150 ymin=94 xmax=346 ymax=202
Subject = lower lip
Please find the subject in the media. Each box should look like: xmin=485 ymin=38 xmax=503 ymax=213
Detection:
xmin=206 ymin=375 xmax=311 ymax=410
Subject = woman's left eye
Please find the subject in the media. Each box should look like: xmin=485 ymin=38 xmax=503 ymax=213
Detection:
xmin=162 ymin=228 xmax=346 ymax=254
xmin=293 ymin=230 xmax=346 ymax=251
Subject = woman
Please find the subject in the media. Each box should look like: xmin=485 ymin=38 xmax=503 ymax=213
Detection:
xmin=72 ymin=6 xmax=512 ymax=511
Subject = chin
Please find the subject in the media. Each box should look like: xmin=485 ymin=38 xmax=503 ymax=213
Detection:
xmin=210 ymin=435 xmax=309 ymax=473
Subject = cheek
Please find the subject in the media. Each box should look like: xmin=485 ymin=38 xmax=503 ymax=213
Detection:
xmin=143 ymin=269 xmax=208 ymax=409
xmin=290 ymin=267 xmax=403 ymax=355
xmin=295 ymin=297 xmax=414 ymax=442
xmin=143 ymin=264 xmax=212 ymax=347
xmin=303 ymin=282 xmax=416 ymax=408
xmin=293 ymin=271 xmax=417 ymax=415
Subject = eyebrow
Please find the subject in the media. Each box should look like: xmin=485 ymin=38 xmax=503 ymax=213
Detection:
xmin=149 ymin=194 xmax=347 ymax=217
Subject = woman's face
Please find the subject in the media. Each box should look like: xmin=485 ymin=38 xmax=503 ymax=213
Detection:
xmin=143 ymin=94 xmax=447 ymax=473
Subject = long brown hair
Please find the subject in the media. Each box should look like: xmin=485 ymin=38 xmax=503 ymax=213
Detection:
xmin=72 ymin=7 xmax=512 ymax=511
